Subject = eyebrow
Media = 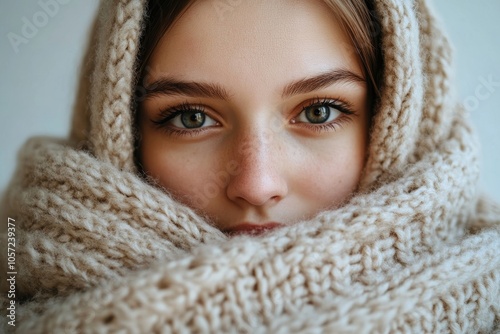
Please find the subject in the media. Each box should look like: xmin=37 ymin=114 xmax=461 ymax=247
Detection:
xmin=143 ymin=69 xmax=365 ymax=100
xmin=143 ymin=78 xmax=230 ymax=100
xmin=281 ymin=69 xmax=365 ymax=98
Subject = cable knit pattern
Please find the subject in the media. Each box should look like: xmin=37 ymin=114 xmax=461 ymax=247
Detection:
xmin=360 ymin=0 xmax=423 ymax=188
xmin=89 ymin=0 xmax=146 ymax=171
xmin=1 ymin=0 xmax=499 ymax=333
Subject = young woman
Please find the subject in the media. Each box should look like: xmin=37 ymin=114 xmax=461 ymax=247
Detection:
xmin=135 ymin=0 xmax=378 ymax=235
xmin=1 ymin=0 xmax=498 ymax=332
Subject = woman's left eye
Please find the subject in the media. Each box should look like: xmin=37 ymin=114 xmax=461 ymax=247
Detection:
xmin=291 ymin=99 xmax=356 ymax=132
xmin=297 ymin=104 xmax=339 ymax=124
xmin=296 ymin=102 xmax=343 ymax=124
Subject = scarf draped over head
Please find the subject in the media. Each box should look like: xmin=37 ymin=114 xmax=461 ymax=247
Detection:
xmin=1 ymin=0 xmax=499 ymax=332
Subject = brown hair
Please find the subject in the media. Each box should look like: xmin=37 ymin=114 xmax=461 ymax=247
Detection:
xmin=322 ymin=0 xmax=382 ymax=97
xmin=134 ymin=0 xmax=194 ymax=101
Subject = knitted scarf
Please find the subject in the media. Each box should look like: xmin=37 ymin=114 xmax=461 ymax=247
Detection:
xmin=1 ymin=0 xmax=499 ymax=333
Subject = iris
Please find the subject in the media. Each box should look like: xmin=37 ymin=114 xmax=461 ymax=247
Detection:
xmin=304 ymin=105 xmax=330 ymax=123
xmin=181 ymin=110 xmax=206 ymax=128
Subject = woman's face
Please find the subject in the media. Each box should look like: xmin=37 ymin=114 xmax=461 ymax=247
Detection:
xmin=138 ymin=0 xmax=370 ymax=234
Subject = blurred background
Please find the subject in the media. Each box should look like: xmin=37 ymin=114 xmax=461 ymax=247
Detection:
xmin=1 ymin=0 xmax=499 ymax=201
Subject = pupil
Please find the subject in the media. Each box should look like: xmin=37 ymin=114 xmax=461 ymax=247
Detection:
xmin=306 ymin=106 xmax=329 ymax=123
xmin=181 ymin=111 xmax=205 ymax=128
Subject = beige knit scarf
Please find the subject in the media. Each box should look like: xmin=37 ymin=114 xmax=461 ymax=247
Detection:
xmin=1 ymin=0 xmax=499 ymax=333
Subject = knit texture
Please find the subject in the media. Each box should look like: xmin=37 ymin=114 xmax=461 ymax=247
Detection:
xmin=1 ymin=0 xmax=499 ymax=333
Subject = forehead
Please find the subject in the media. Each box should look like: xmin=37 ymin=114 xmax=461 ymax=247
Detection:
xmin=147 ymin=0 xmax=362 ymax=93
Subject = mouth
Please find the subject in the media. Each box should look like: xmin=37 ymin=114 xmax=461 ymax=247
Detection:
xmin=223 ymin=222 xmax=284 ymax=236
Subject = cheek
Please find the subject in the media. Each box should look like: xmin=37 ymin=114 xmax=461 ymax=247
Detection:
xmin=142 ymin=148 xmax=224 ymax=211
xmin=139 ymin=128 xmax=217 ymax=202
xmin=142 ymin=145 xmax=242 ymax=215
xmin=299 ymin=150 xmax=364 ymax=206
xmin=294 ymin=126 xmax=368 ymax=207
xmin=141 ymin=147 xmax=189 ymax=193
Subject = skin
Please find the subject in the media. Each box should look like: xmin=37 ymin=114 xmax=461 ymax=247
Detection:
xmin=138 ymin=0 xmax=371 ymax=233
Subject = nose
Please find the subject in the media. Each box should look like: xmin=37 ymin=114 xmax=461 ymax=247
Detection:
xmin=226 ymin=131 xmax=288 ymax=207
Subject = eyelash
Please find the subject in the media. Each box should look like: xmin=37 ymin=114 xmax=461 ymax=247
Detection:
xmin=151 ymin=98 xmax=356 ymax=137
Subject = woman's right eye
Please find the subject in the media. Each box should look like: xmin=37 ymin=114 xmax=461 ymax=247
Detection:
xmin=170 ymin=110 xmax=218 ymax=129
xmin=153 ymin=105 xmax=219 ymax=132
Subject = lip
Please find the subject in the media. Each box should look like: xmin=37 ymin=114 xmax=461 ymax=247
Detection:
xmin=223 ymin=222 xmax=284 ymax=236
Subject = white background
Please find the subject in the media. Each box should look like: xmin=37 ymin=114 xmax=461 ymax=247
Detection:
xmin=1 ymin=0 xmax=499 ymax=201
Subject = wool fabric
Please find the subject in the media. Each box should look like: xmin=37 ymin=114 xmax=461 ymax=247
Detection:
xmin=1 ymin=0 xmax=499 ymax=333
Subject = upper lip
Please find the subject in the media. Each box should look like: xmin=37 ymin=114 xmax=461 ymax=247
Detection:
xmin=223 ymin=222 xmax=284 ymax=236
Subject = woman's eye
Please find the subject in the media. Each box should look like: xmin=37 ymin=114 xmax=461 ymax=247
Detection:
xmin=170 ymin=110 xmax=217 ymax=129
xmin=297 ymin=103 xmax=341 ymax=124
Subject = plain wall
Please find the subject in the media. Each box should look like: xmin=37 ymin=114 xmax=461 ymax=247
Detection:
xmin=1 ymin=0 xmax=499 ymax=202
